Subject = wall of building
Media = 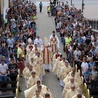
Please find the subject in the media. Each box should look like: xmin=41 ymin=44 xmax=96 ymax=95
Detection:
xmin=0 ymin=0 xmax=9 ymax=26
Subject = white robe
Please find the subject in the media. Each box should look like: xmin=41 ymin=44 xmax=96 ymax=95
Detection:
xmin=27 ymin=76 xmax=40 ymax=88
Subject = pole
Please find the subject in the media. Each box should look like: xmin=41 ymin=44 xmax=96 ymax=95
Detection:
xmin=82 ymin=0 xmax=84 ymax=12
xmin=71 ymin=0 xmax=72 ymax=5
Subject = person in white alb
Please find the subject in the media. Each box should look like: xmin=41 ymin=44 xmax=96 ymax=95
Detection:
xmin=72 ymin=93 xmax=86 ymax=98
xmin=49 ymin=31 xmax=60 ymax=49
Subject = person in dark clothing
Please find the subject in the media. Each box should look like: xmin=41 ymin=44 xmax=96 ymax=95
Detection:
xmin=8 ymin=58 xmax=18 ymax=87
xmin=39 ymin=2 xmax=43 ymax=13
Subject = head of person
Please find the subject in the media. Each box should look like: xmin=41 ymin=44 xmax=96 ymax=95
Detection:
xmin=35 ymin=44 xmax=37 ymax=48
xmin=92 ymin=66 xmax=97 ymax=71
xmin=31 ymin=58 xmax=34 ymax=63
xmin=26 ymin=62 xmax=30 ymax=68
xmin=90 ymin=58 xmax=93 ymax=62
xmin=9 ymin=34 xmax=12 ymax=38
xmin=83 ymin=57 xmax=87 ymax=62
xmin=88 ymin=52 xmax=92 ymax=57
xmin=35 ymin=90 xmax=40 ymax=97
xmin=11 ymin=58 xmax=15 ymax=63
xmin=37 ymin=52 xmax=40 ymax=57
xmin=31 ymin=71 xmax=36 ymax=78
xmin=71 ymin=71 xmax=75 ymax=77
xmin=52 ymin=31 xmax=55 ymax=36
xmin=1 ymin=56 xmax=5 ymax=64
xmin=60 ymin=54 xmax=62 ymax=58
xmin=77 ymin=94 xmax=82 ymax=98
xmin=37 ymin=85 xmax=42 ymax=92
xmin=29 ymin=65 xmax=33 ymax=71
xmin=37 ymin=80 xmax=41 ymax=87
xmin=45 ymin=93 xmax=50 ymax=98
xmin=63 ymin=57 xmax=65 ymax=62
xmin=71 ymin=85 xmax=75 ymax=91
xmin=29 ymin=45 xmax=33 ymax=50
xmin=76 ymin=47 xmax=79 ymax=51
xmin=37 ymin=36 xmax=40 ymax=39
xmin=72 ymin=67 xmax=76 ymax=73
xmin=65 ymin=61 xmax=69 ymax=67
xmin=18 ymin=44 xmax=22 ymax=48
xmin=70 ymin=77 xmax=74 ymax=83
xmin=56 ymin=50 xmax=59 ymax=53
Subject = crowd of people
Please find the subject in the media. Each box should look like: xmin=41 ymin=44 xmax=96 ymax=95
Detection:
xmin=54 ymin=1 xmax=98 ymax=83
xmin=0 ymin=0 xmax=37 ymax=95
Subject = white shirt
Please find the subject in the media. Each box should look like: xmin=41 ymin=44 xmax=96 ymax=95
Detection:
xmin=73 ymin=50 xmax=81 ymax=60
xmin=81 ymin=62 xmax=88 ymax=75
xmin=34 ymin=38 xmax=43 ymax=48
xmin=0 ymin=63 xmax=8 ymax=76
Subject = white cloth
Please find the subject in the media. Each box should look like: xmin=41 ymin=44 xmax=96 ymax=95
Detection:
xmin=44 ymin=64 xmax=52 ymax=71
xmin=59 ymin=79 xmax=64 ymax=87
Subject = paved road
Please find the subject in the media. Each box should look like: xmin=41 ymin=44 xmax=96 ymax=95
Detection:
xmin=36 ymin=3 xmax=64 ymax=98
xmin=27 ymin=0 xmax=98 ymax=19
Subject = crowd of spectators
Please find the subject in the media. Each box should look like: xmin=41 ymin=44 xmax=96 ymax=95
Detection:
xmin=54 ymin=1 xmax=98 ymax=84
xmin=0 ymin=0 xmax=37 ymax=92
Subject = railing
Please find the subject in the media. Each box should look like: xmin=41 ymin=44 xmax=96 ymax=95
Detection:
xmin=89 ymin=19 xmax=98 ymax=30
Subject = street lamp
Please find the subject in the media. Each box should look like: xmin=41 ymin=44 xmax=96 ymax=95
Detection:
xmin=71 ymin=0 xmax=72 ymax=5
xmin=82 ymin=0 xmax=85 ymax=12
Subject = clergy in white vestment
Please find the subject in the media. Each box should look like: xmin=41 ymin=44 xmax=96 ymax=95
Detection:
xmin=52 ymin=54 xmax=62 ymax=74
xmin=24 ymin=80 xmax=46 ymax=98
xmin=23 ymin=65 xmax=36 ymax=79
xmin=34 ymin=52 xmax=45 ymax=81
xmin=32 ymin=90 xmax=43 ymax=98
xmin=63 ymin=70 xmax=82 ymax=86
xmin=65 ymin=85 xmax=79 ymax=98
xmin=27 ymin=71 xmax=40 ymax=88
xmin=30 ymin=57 xmax=41 ymax=77
xmin=36 ymin=85 xmax=53 ymax=98
xmin=26 ymin=39 xmax=34 ymax=61
xmin=59 ymin=61 xmax=72 ymax=80
xmin=62 ymin=78 xmax=81 ymax=96
xmin=23 ymin=65 xmax=36 ymax=87
xmin=52 ymin=50 xmax=60 ymax=65
xmin=45 ymin=93 xmax=51 ymax=98
xmin=34 ymin=36 xmax=43 ymax=50
xmin=72 ymin=93 xmax=86 ymax=98
xmin=32 ymin=44 xmax=40 ymax=54
xmin=50 ymin=34 xmax=58 ymax=53
xmin=42 ymin=37 xmax=52 ymax=72
xmin=23 ymin=62 xmax=30 ymax=77
xmin=49 ymin=31 xmax=60 ymax=49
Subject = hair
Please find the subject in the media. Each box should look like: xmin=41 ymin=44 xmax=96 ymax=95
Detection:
xmin=45 ymin=93 xmax=50 ymax=97
xmin=37 ymin=80 xmax=41 ymax=84
xmin=52 ymin=31 xmax=55 ymax=33
xmin=77 ymin=94 xmax=82 ymax=98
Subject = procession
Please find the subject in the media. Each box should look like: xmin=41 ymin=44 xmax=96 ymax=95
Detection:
xmin=0 ymin=0 xmax=97 ymax=98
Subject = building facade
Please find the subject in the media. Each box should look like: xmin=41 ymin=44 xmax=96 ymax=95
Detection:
xmin=0 ymin=0 xmax=9 ymax=27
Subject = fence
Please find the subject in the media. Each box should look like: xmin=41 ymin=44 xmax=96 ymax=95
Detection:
xmin=89 ymin=19 xmax=98 ymax=30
